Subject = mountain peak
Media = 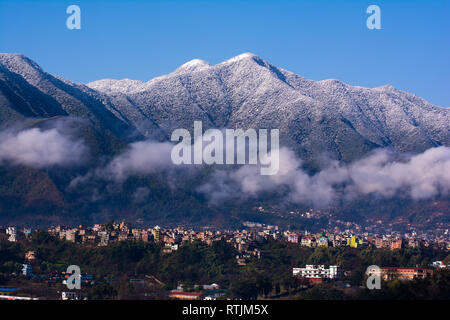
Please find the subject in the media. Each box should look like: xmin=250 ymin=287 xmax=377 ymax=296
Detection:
xmin=0 ymin=53 xmax=24 ymax=58
xmin=0 ymin=53 xmax=27 ymax=60
xmin=1 ymin=52 xmax=449 ymax=167
xmin=221 ymin=52 xmax=261 ymax=64
xmin=177 ymin=59 xmax=211 ymax=72
xmin=0 ymin=53 xmax=43 ymax=72
xmin=376 ymin=84 xmax=396 ymax=91
xmin=175 ymin=53 xmax=264 ymax=73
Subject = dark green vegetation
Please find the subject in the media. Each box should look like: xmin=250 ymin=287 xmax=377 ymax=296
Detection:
xmin=0 ymin=232 xmax=449 ymax=299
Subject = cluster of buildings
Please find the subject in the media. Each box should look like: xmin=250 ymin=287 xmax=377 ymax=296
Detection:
xmin=1 ymin=221 xmax=449 ymax=255
xmin=5 ymin=226 xmax=31 ymax=242
xmin=292 ymin=264 xmax=444 ymax=284
xmin=283 ymin=229 xmax=449 ymax=251
xmin=0 ymin=220 xmax=449 ymax=299
xmin=41 ymin=222 xmax=263 ymax=258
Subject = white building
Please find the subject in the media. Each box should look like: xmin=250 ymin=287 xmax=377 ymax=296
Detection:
xmin=6 ymin=226 xmax=16 ymax=234
xmin=293 ymin=265 xmax=340 ymax=279
xmin=61 ymin=292 xmax=79 ymax=300
xmin=6 ymin=227 xmax=17 ymax=242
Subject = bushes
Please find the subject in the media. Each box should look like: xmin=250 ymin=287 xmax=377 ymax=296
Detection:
xmin=296 ymin=284 xmax=344 ymax=300
xmin=87 ymin=282 xmax=117 ymax=300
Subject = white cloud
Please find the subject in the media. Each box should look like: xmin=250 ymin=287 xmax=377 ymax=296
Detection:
xmin=0 ymin=127 xmax=87 ymax=168
xmin=64 ymin=132 xmax=450 ymax=209
xmin=105 ymin=140 xmax=174 ymax=181
xmin=347 ymin=146 xmax=450 ymax=200
xmin=197 ymin=146 xmax=450 ymax=207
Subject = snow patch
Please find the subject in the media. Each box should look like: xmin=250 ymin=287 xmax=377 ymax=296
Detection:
xmin=177 ymin=59 xmax=211 ymax=72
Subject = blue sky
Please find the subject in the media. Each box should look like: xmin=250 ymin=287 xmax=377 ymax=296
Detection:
xmin=0 ymin=0 xmax=449 ymax=107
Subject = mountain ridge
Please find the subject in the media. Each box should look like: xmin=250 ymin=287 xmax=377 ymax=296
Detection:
xmin=85 ymin=52 xmax=449 ymax=163
xmin=0 ymin=52 xmax=449 ymax=227
xmin=1 ymin=52 xmax=449 ymax=164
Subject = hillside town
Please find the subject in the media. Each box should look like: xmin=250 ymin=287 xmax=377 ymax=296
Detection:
xmin=0 ymin=219 xmax=449 ymax=300
xmin=2 ymin=219 xmax=449 ymax=253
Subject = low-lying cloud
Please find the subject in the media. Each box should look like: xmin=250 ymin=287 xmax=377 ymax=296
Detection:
xmin=104 ymin=140 xmax=174 ymax=181
xmin=347 ymin=146 xmax=450 ymax=200
xmin=197 ymin=146 xmax=450 ymax=207
xmin=0 ymin=127 xmax=87 ymax=168
xmin=64 ymin=131 xmax=450 ymax=208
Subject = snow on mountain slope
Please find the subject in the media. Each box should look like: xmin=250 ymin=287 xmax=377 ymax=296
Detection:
xmin=87 ymin=78 xmax=145 ymax=95
xmin=0 ymin=52 xmax=449 ymax=226
xmin=85 ymin=52 xmax=450 ymax=162
xmin=0 ymin=52 xmax=448 ymax=163
xmin=0 ymin=53 xmax=138 ymax=141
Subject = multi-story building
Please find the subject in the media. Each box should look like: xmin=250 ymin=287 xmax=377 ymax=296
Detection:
xmin=98 ymin=231 xmax=110 ymax=246
xmin=65 ymin=230 xmax=77 ymax=243
xmin=6 ymin=227 xmax=17 ymax=242
xmin=153 ymin=226 xmax=161 ymax=243
xmin=390 ymin=239 xmax=402 ymax=250
xmin=348 ymin=235 xmax=359 ymax=248
xmin=293 ymin=265 xmax=340 ymax=279
xmin=367 ymin=266 xmax=433 ymax=281
xmin=317 ymin=237 xmax=329 ymax=247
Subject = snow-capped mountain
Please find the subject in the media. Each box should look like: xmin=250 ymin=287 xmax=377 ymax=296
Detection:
xmin=1 ymin=52 xmax=449 ymax=163
xmin=87 ymin=52 xmax=449 ymax=162
xmin=0 ymin=52 xmax=449 ymax=227
xmin=0 ymin=53 xmax=137 ymax=141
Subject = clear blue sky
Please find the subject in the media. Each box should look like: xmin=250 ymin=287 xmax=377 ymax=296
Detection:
xmin=0 ymin=0 xmax=449 ymax=107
